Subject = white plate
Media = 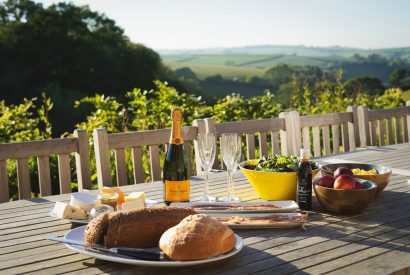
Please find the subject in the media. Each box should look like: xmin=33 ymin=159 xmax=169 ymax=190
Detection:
xmin=208 ymin=213 xmax=307 ymax=229
xmin=50 ymin=199 xmax=159 ymax=224
xmin=63 ymin=226 xmax=243 ymax=267
xmin=171 ymin=201 xmax=299 ymax=213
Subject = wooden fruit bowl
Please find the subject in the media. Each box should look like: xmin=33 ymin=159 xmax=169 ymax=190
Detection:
xmin=313 ymin=178 xmax=377 ymax=214
xmin=320 ymin=163 xmax=391 ymax=194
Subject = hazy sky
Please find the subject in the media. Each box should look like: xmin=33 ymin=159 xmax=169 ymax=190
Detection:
xmin=36 ymin=0 xmax=410 ymax=50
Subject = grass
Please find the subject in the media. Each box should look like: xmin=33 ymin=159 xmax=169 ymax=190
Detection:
xmin=165 ymin=61 xmax=263 ymax=80
xmin=402 ymin=90 xmax=410 ymax=100
xmin=162 ymin=54 xmax=272 ymax=66
xmin=162 ymin=54 xmax=346 ymax=79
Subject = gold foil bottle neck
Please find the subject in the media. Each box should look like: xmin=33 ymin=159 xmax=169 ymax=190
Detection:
xmin=171 ymin=108 xmax=183 ymax=121
xmin=170 ymin=108 xmax=184 ymax=144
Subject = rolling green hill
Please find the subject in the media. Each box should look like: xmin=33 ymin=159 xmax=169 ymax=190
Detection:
xmin=162 ymin=46 xmax=410 ymax=100
xmin=161 ymin=45 xmax=410 ymax=81
xmin=402 ymin=90 xmax=410 ymax=100
xmin=165 ymin=61 xmax=263 ymax=80
xmin=159 ymin=45 xmax=410 ymax=61
xmin=163 ymin=52 xmax=410 ymax=82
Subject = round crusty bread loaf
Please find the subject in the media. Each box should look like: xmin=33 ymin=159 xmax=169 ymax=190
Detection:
xmin=159 ymin=214 xmax=237 ymax=260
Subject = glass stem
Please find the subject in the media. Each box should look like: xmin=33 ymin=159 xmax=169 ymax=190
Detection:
xmin=204 ymin=171 xmax=209 ymax=197
xmin=227 ymin=169 xmax=233 ymax=198
xmin=231 ymin=171 xmax=235 ymax=198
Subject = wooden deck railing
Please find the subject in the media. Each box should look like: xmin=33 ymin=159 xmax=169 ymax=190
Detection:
xmin=0 ymin=130 xmax=91 ymax=202
xmin=277 ymin=108 xmax=359 ymax=157
xmin=1 ymin=102 xmax=410 ymax=201
xmin=93 ymin=126 xmax=198 ymax=188
xmin=193 ymin=117 xmax=286 ymax=171
xmin=358 ymin=103 xmax=410 ymax=147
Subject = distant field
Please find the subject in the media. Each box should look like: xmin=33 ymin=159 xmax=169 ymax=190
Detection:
xmin=162 ymin=54 xmax=272 ymax=66
xmin=165 ymin=61 xmax=264 ymax=80
xmin=162 ymin=54 xmax=347 ymax=79
xmin=402 ymin=90 xmax=410 ymax=100
xmin=162 ymin=54 xmax=345 ymax=68
xmin=163 ymin=54 xmax=407 ymax=82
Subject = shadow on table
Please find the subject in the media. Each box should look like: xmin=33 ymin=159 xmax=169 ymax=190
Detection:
xmin=30 ymin=197 xmax=50 ymax=203
xmin=309 ymin=188 xmax=410 ymax=261
xmin=79 ymin=245 xmax=309 ymax=275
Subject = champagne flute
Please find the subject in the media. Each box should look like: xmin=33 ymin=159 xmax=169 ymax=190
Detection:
xmin=197 ymin=133 xmax=216 ymax=201
xmin=220 ymin=133 xmax=241 ymax=202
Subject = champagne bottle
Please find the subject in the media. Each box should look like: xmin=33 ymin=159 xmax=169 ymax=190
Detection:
xmin=163 ymin=108 xmax=190 ymax=206
xmin=297 ymin=148 xmax=312 ymax=210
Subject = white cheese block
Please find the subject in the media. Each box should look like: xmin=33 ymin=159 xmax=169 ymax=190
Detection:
xmin=124 ymin=192 xmax=146 ymax=206
xmin=70 ymin=193 xmax=96 ymax=212
xmin=52 ymin=201 xmax=89 ymax=220
xmin=121 ymin=199 xmax=145 ymax=211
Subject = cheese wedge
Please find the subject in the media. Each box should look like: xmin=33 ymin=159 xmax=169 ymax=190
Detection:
xmin=125 ymin=192 xmax=146 ymax=203
xmin=121 ymin=199 xmax=146 ymax=211
xmin=122 ymin=192 xmax=146 ymax=211
xmin=101 ymin=187 xmax=125 ymax=205
xmin=70 ymin=193 xmax=96 ymax=212
xmin=52 ymin=201 xmax=89 ymax=220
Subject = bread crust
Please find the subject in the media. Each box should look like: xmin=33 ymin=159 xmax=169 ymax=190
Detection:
xmin=159 ymin=214 xmax=237 ymax=260
xmin=83 ymin=206 xmax=196 ymax=248
xmin=104 ymin=211 xmax=122 ymax=248
xmin=84 ymin=213 xmax=109 ymax=245
xmin=116 ymin=207 xmax=196 ymax=248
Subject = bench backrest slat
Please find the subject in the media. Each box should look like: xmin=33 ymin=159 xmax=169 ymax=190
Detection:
xmin=331 ymin=124 xmax=340 ymax=153
xmin=403 ymin=116 xmax=409 ymax=143
xmin=37 ymin=156 xmax=52 ymax=197
xmin=0 ymin=129 xmax=91 ymax=202
xmin=341 ymin=122 xmax=350 ymax=151
xmin=149 ymin=145 xmax=161 ymax=182
xmin=57 ymin=154 xmax=72 ymax=194
xmin=271 ymin=130 xmax=280 ymax=154
xmin=0 ymin=160 xmax=9 ymax=202
xmin=312 ymin=126 xmax=321 ymax=157
xmin=246 ymin=134 xmax=255 ymax=159
xmin=114 ymin=148 xmax=128 ymax=186
xmin=17 ymin=158 xmax=31 ymax=199
xmin=131 ymin=147 xmax=144 ymax=184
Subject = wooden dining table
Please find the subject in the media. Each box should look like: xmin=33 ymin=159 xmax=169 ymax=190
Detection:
xmin=1 ymin=143 xmax=410 ymax=274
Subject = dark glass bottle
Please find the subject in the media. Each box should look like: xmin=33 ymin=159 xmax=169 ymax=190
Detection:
xmin=297 ymin=149 xmax=312 ymax=210
xmin=163 ymin=108 xmax=190 ymax=206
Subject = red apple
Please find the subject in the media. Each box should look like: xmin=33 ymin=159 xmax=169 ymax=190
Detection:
xmin=334 ymin=174 xmax=355 ymax=190
xmin=317 ymin=175 xmax=335 ymax=188
xmin=334 ymin=167 xmax=354 ymax=179
xmin=354 ymin=181 xmax=364 ymax=189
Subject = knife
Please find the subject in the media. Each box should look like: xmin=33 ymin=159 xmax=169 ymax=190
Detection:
xmin=47 ymin=236 xmax=165 ymax=261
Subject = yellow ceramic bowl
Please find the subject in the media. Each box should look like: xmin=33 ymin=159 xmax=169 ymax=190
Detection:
xmin=239 ymin=159 xmax=318 ymax=201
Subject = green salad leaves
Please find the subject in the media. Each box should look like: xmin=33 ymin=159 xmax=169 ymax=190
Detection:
xmin=244 ymin=154 xmax=318 ymax=172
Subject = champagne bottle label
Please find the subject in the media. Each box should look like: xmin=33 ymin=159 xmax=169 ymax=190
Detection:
xmin=165 ymin=180 xmax=190 ymax=201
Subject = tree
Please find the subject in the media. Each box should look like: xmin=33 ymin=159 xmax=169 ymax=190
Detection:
xmin=0 ymin=0 xmax=166 ymax=135
xmin=367 ymin=54 xmax=387 ymax=64
xmin=0 ymin=0 xmax=163 ymax=99
xmin=344 ymin=76 xmax=385 ymax=95
xmin=263 ymin=64 xmax=323 ymax=88
xmin=174 ymin=67 xmax=198 ymax=80
xmin=389 ymin=68 xmax=408 ymax=88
